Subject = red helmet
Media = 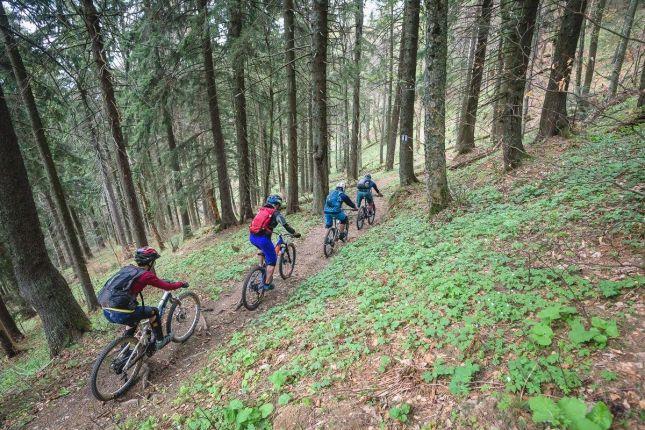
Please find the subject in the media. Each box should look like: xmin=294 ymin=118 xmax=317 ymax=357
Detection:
xmin=134 ymin=247 xmax=160 ymax=266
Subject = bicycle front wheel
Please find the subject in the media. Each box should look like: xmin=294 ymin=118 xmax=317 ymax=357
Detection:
xmin=242 ymin=266 xmax=265 ymax=310
xmin=279 ymin=243 xmax=296 ymax=279
xmin=368 ymin=206 xmax=376 ymax=224
xmin=166 ymin=292 xmax=201 ymax=343
xmin=356 ymin=208 xmax=365 ymax=230
xmin=89 ymin=335 xmax=144 ymax=401
xmin=323 ymin=228 xmax=336 ymax=258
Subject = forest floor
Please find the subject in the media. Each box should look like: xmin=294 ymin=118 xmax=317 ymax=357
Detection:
xmin=1 ymin=102 xmax=644 ymax=430
xmin=0 ymin=171 xmax=401 ymax=430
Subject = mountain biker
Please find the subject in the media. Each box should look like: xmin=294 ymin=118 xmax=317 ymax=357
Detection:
xmin=98 ymin=247 xmax=188 ymax=351
xmin=249 ymin=194 xmax=301 ymax=291
xmin=324 ymin=181 xmax=358 ymax=242
xmin=356 ymin=173 xmax=383 ymax=213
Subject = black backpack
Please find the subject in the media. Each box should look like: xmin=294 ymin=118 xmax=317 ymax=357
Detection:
xmin=97 ymin=265 xmax=146 ymax=310
xmin=357 ymin=177 xmax=371 ymax=191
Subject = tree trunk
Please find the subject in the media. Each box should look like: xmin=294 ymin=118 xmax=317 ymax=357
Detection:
xmin=607 ymin=0 xmax=639 ymax=98
xmin=423 ymin=0 xmax=450 ymax=214
xmin=284 ymin=0 xmax=300 ymax=212
xmin=0 ymin=243 xmax=37 ymax=320
xmin=0 ymin=4 xmax=99 ymax=311
xmin=638 ymin=60 xmax=645 ymax=108
xmin=80 ymin=0 xmax=148 ymax=247
xmin=398 ymin=0 xmax=421 ymax=186
xmin=311 ymin=0 xmax=330 ymax=214
xmin=307 ymin=90 xmax=314 ymax=193
xmin=70 ymin=206 xmax=93 ymax=260
xmin=348 ymin=0 xmax=364 ymax=180
xmin=0 ymin=293 xmax=23 ymax=341
xmin=136 ymin=181 xmax=165 ymax=250
xmin=574 ymin=15 xmax=586 ymax=97
xmin=499 ymin=0 xmax=540 ymax=169
xmin=455 ymin=0 xmax=493 ymax=154
xmin=537 ymin=0 xmax=588 ymax=140
xmin=581 ymin=0 xmax=607 ymax=99
xmin=0 ymin=82 xmax=90 ymax=356
xmin=490 ymin=32 xmax=505 ymax=145
xmin=386 ymin=25 xmax=405 ymax=171
xmin=197 ymin=0 xmax=237 ymax=228
xmin=382 ymin=0 xmax=395 ymax=167
xmin=43 ymin=192 xmax=73 ymax=269
xmin=0 ymin=323 xmax=18 ymax=358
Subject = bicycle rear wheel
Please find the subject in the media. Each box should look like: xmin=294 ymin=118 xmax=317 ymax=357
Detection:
xmin=279 ymin=243 xmax=296 ymax=279
xmin=356 ymin=208 xmax=365 ymax=230
xmin=166 ymin=292 xmax=201 ymax=343
xmin=89 ymin=335 xmax=144 ymax=401
xmin=242 ymin=266 xmax=265 ymax=310
xmin=323 ymin=228 xmax=336 ymax=258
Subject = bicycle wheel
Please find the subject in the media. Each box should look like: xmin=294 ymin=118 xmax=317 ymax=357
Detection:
xmin=323 ymin=228 xmax=336 ymax=258
xmin=166 ymin=291 xmax=201 ymax=343
xmin=279 ymin=243 xmax=296 ymax=279
xmin=356 ymin=207 xmax=365 ymax=230
xmin=89 ymin=335 xmax=144 ymax=401
xmin=242 ymin=266 xmax=265 ymax=310
xmin=368 ymin=205 xmax=376 ymax=224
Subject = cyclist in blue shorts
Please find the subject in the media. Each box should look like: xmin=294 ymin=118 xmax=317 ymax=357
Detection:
xmin=249 ymin=195 xmax=301 ymax=291
xmin=324 ymin=182 xmax=357 ymax=242
xmin=356 ymin=173 xmax=383 ymax=213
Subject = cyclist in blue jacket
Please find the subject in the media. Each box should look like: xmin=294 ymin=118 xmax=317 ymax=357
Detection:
xmin=324 ymin=181 xmax=357 ymax=242
xmin=356 ymin=173 xmax=383 ymax=213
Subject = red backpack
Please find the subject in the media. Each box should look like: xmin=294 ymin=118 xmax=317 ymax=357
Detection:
xmin=249 ymin=206 xmax=276 ymax=234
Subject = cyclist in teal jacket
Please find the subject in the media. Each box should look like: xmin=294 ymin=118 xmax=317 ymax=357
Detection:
xmin=324 ymin=181 xmax=357 ymax=241
xmin=356 ymin=173 xmax=382 ymax=213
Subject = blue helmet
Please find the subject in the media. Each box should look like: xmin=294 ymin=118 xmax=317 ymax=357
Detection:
xmin=365 ymin=173 xmax=372 ymax=180
xmin=266 ymin=194 xmax=283 ymax=207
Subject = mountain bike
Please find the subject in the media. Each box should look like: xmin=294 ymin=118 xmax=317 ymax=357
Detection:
xmin=356 ymin=193 xmax=383 ymax=230
xmin=89 ymin=289 xmax=201 ymax=401
xmin=323 ymin=210 xmax=356 ymax=258
xmin=241 ymin=233 xmax=297 ymax=311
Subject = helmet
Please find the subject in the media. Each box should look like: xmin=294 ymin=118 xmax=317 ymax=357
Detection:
xmin=365 ymin=173 xmax=372 ymax=180
xmin=266 ymin=194 xmax=283 ymax=207
xmin=336 ymin=181 xmax=346 ymax=190
xmin=134 ymin=247 xmax=160 ymax=266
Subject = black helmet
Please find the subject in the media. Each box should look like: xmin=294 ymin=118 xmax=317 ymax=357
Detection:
xmin=134 ymin=247 xmax=161 ymax=266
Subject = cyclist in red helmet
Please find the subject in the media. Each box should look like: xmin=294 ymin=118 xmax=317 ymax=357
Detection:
xmin=97 ymin=247 xmax=188 ymax=351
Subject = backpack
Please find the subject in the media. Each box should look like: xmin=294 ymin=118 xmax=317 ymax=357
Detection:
xmin=97 ymin=265 xmax=146 ymax=310
xmin=249 ymin=206 xmax=276 ymax=234
xmin=324 ymin=189 xmax=343 ymax=214
xmin=357 ymin=177 xmax=371 ymax=191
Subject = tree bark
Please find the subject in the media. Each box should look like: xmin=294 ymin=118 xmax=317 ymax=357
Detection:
xmin=197 ymin=0 xmax=237 ymax=229
xmin=455 ymin=0 xmax=493 ymax=154
xmin=537 ymin=0 xmax=588 ymax=140
xmin=284 ymin=0 xmax=300 ymax=212
xmin=398 ymin=0 xmax=421 ymax=186
xmin=499 ymin=0 xmax=540 ymax=169
xmin=0 ymin=243 xmax=36 ymax=320
xmin=0 ymin=82 xmax=90 ymax=356
xmin=638 ymin=60 xmax=645 ymax=108
xmin=70 ymin=206 xmax=93 ymax=260
xmin=423 ymin=0 xmax=450 ymax=214
xmin=386 ymin=25 xmax=405 ymax=171
xmin=490 ymin=32 xmax=505 ymax=146
xmin=574 ymin=15 xmax=586 ymax=97
xmin=607 ymin=0 xmax=638 ymax=98
xmin=311 ymin=0 xmax=330 ymax=214
xmin=349 ymin=0 xmax=364 ymax=180
xmin=0 ymin=3 xmax=99 ymax=311
xmin=382 ymin=0 xmax=395 ymax=167
xmin=581 ymin=0 xmax=607 ymax=99
xmin=0 ymin=293 xmax=23 ymax=341
xmin=0 ymin=323 xmax=18 ymax=357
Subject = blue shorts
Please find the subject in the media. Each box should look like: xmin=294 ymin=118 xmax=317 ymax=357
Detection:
xmin=324 ymin=211 xmax=348 ymax=228
xmin=250 ymin=233 xmax=278 ymax=266
xmin=103 ymin=306 xmax=157 ymax=327
xmin=356 ymin=191 xmax=373 ymax=207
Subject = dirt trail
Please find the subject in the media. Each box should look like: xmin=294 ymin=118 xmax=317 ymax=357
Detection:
xmin=27 ymin=174 xmax=397 ymax=430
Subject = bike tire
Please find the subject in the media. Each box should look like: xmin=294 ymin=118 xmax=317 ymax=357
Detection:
xmin=242 ymin=266 xmax=265 ymax=310
xmin=323 ymin=228 xmax=336 ymax=258
xmin=368 ymin=206 xmax=376 ymax=224
xmin=89 ymin=335 xmax=143 ymax=401
xmin=279 ymin=243 xmax=296 ymax=279
xmin=166 ymin=291 xmax=201 ymax=343
xmin=356 ymin=208 xmax=365 ymax=230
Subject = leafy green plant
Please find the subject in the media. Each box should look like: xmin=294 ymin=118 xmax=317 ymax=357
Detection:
xmin=389 ymin=403 xmax=411 ymax=423
xmin=528 ymin=396 xmax=612 ymax=430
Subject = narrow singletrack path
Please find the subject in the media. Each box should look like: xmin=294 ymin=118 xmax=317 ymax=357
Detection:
xmin=28 ymin=174 xmax=396 ymax=430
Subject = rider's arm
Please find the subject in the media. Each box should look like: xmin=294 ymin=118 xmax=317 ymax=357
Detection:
xmin=341 ymin=193 xmax=357 ymax=210
xmin=372 ymin=182 xmax=381 ymax=194
xmin=139 ymin=271 xmax=185 ymax=291
xmin=275 ymin=211 xmax=296 ymax=234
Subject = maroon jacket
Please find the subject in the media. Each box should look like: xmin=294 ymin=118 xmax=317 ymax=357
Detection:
xmin=130 ymin=271 xmax=184 ymax=295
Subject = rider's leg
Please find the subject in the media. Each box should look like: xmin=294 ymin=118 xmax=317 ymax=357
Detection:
xmin=252 ymin=234 xmax=278 ymax=288
xmin=338 ymin=212 xmax=349 ymax=240
xmin=367 ymin=193 xmax=375 ymax=212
